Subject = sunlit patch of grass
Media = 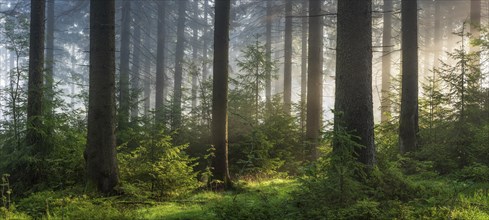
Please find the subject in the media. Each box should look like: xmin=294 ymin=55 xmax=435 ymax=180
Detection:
xmin=136 ymin=203 xmax=215 ymax=220
xmin=238 ymin=178 xmax=298 ymax=195
xmin=448 ymin=190 xmax=489 ymax=219
xmin=134 ymin=178 xmax=298 ymax=220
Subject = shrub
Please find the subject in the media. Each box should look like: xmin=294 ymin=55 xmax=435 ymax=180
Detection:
xmin=118 ymin=130 xmax=200 ymax=199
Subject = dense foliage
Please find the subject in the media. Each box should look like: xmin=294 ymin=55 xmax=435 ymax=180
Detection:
xmin=0 ymin=2 xmax=489 ymax=218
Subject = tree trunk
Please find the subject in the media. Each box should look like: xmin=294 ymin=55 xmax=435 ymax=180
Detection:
xmin=470 ymin=0 xmax=481 ymax=70
xmin=283 ymin=0 xmax=292 ymax=114
xmin=45 ymin=0 xmax=54 ymax=115
xmin=191 ymin=0 xmax=199 ymax=111
xmin=419 ymin=1 xmax=431 ymax=81
xmin=305 ymin=0 xmax=323 ymax=161
xmin=85 ymin=0 xmax=119 ymax=194
xmin=155 ymin=1 xmax=166 ymax=122
xmin=433 ymin=0 xmax=441 ymax=69
xmin=118 ymin=0 xmax=131 ymax=130
xmin=172 ymin=0 xmax=187 ymax=131
xmin=265 ymin=0 xmax=272 ymax=107
xmin=399 ymin=0 xmax=419 ymax=154
xmin=131 ymin=6 xmax=141 ymax=120
xmin=27 ymin=0 xmax=46 ymax=155
xmin=381 ymin=0 xmax=392 ymax=123
xmin=203 ymin=0 xmax=209 ymax=80
xmin=143 ymin=18 xmax=152 ymax=116
xmin=300 ymin=0 xmax=308 ymax=139
xmin=335 ymin=0 xmax=375 ymax=167
xmin=211 ymin=0 xmax=232 ymax=189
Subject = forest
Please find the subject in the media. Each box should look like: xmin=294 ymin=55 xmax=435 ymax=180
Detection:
xmin=0 ymin=0 xmax=489 ymax=219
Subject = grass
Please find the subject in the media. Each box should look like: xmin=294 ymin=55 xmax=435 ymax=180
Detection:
xmin=3 ymin=178 xmax=489 ymax=219
xmin=136 ymin=179 xmax=298 ymax=220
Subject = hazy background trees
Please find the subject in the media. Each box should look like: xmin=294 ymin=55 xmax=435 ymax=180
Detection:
xmin=0 ymin=0 xmax=489 ymax=218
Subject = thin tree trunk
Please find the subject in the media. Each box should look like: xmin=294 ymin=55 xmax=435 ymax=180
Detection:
xmin=211 ymin=0 xmax=232 ymax=189
xmin=85 ymin=0 xmax=119 ymax=194
xmin=283 ymin=0 xmax=292 ymax=114
xmin=433 ymin=0 xmax=441 ymax=69
xmin=118 ymin=0 xmax=131 ymax=130
xmin=399 ymin=0 xmax=419 ymax=154
xmin=172 ymin=0 xmax=187 ymax=131
xmin=143 ymin=18 xmax=152 ymax=116
xmin=70 ymin=46 xmax=76 ymax=106
xmin=300 ymin=0 xmax=308 ymax=139
xmin=335 ymin=0 xmax=375 ymax=167
xmin=265 ymin=0 xmax=272 ymax=107
xmin=131 ymin=7 xmax=141 ymax=120
xmin=191 ymin=0 xmax=199 ymax=111
xmin=27 ymin=0 xmax=46 ymax=155
xmin=131 ymin=10 xmax=141 ymax=121
xmin=155 ymin=1 xmax=166 ymax=122
xmin=203 ymin=0 xmax=209 ymax=80
xmin=305 ymin=0 xmax=323 ymax=161
xmin=381 ymin=0 xmax=392 ymax=123
xmin=470 ymin=0 xmax=481 ymax=71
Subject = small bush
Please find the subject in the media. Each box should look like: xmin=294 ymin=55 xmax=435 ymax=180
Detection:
xmin=457 ymin=163 xmax=489 ymax=182
xmin=118 ymin=130 xmax=200 ymax=199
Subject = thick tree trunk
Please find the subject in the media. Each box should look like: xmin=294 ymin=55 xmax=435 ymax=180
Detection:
xmin=335 ymin=0 xmax=375 ymax=167
xmin=265 ymin=0 xmax=272 ymax=107
xmin=118 ymin=0 xmax=131 ymax=130
xmin=381 ymin=0 xmax=392 ymax=123
xmin=131 ymin=8 xmax=141 ymax=120
xmin=155 ymin=1 xmax=166 ymax=122
xmin=172 ymin=0 xmax=187 ymax=131
xmin=27 ymin=0 xmax=46 ymax=154
xmin=211 ymin=0 xmax=232 ymax=189
xmin=283 ymin=0 xmax=292 ymax=114
xmin=85 ymin=0 xmax=119 ymax=194
xmin=305 ymin=0 xmax=323 ymax=161
xmin=45 ymin=0 xmax=54 ymax=115
xmin=399 ymin=0 xmax=419 ymax=154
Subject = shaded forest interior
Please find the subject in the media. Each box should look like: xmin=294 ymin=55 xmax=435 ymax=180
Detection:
xmin=1 ymin=0 xmax=489 ymax=219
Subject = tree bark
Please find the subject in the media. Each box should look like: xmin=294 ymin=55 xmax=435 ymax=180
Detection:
xmin=305 ymin=0 xmax=323 ymax=161
xmin=143 ymin=17 xmax=152 ymax=116
xmin=45 ymin=0 xmax=54 ymax=115
xmin=211 ymin=0 xmax=232 ymax=189
xmin=131 ymin=6 xmax=141 ymax=120
xmin=381 ymin=0 xmax=392 ymax=123
xmin=203 ymin=0 xmax=209 ymax=80
xmin=399 ymin=0 xmax=419 ymax=154
xmin=283 ymin=0 xmax=292 ymax=114
xmin=85 ymin=0 xmax=119 ymax=194
xmin=155 ymin=1 xmax=166 ymax=122
xmin=433 ymin=0 xmax=441 ymax=69
xmin=118 ymin=0 xmax=131 ymax=130
xmin=265 ymin=0 xmax=272 ymax=107
xmin=335 ymin=0 xmax=375 ymax=166
xmin=300 ymin=0 xmax=308 ymax=138
xmin=191 ymin=0 xmax=199 ymax=111
xmin=27 ymin=0 xmax=46 ymax=155
xmin=470 ymin=0 xmax=481 ymax=70
xmin=172 ymin=0 xmax=187 ymax=131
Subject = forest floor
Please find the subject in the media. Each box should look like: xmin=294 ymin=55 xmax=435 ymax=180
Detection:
xmin=2 ymin=179 xmax=298 ymax=220
xmin=3 ymin=177 xmax=489 ymax=219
